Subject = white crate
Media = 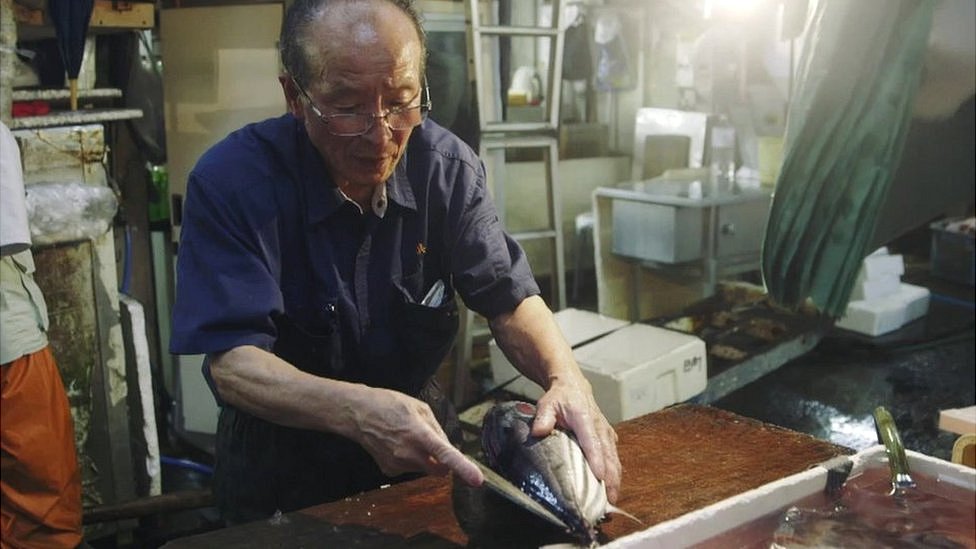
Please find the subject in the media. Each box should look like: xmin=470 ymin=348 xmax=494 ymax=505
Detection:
xmin=489 ymin=308 xmax=629 ymax=400
xmin=573 ymin=324 xmax=707 ymax=424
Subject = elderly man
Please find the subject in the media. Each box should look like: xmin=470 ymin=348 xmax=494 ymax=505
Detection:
xmin=170 ymin=0 xmax=620 ymax=523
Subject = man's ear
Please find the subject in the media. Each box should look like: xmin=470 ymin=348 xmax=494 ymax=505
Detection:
xmin=279 ymin=75 xmax=305 ymax=118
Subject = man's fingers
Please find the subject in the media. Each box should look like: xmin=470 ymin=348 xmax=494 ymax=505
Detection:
xmin=425 ymin=432 xmax=484 ymax=487
xmin=507 ymin=397 xmax=622 ymax=502
xmin=530 ymin=403 xmax=557 ymax=437
xmin=575 ymin=423 xmax=607 ymax=481
xmin=601 ymin=431 xmax=622 ymax=503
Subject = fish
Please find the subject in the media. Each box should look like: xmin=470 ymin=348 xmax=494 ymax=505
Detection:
xmin=481 ymin=400 xmax=638 ymax=546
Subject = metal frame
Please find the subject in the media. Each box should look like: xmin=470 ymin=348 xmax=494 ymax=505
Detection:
xmin=469 ymin=0 xmax=566 ymax=133
xmin=453 ymin=0 xmax=568 ymax=407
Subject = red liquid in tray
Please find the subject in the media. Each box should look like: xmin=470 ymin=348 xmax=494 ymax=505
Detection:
xmin=693 ymin=466 xmax=975 ymax=548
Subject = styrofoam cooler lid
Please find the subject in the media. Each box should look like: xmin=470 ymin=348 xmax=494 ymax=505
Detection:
xmin=553 ymin=308 xmax=630 ymax=347
xmin=574 ymin=323 xmax=704 ymax=374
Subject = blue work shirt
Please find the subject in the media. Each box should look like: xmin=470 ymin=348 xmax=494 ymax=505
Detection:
xmin=169 ymin=114 xmax=540 ymax=394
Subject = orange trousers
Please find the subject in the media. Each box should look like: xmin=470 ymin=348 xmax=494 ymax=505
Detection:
xmin=1 ymin=347 xmax=82 ymax=549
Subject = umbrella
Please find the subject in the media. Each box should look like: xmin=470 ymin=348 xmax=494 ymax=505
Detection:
xmin=47 ymin=0 xmax=95 ymax=111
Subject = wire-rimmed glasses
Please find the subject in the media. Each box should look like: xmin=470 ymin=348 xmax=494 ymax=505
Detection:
xmin=292 ymin=77 xmax=431 ymax=137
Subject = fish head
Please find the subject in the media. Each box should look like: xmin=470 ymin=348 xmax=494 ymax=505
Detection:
xmin=480 ymin=401 xmax=608 ymax=545
xmin=481 ymin=400 xmax=537 ymax=469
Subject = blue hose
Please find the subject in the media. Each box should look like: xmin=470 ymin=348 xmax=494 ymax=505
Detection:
xmin=161 ymin=456 xmax=214 ymax=476
xmin=120 ymin=225 xmax=132 ymax=295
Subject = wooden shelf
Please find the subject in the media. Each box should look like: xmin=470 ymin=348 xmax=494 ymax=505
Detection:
xmin=13 ymin=1 xmax=154 ymax=39
xmin=12 ymin=87 xmax=123 ymax=102
xmin=9 ymin=107 xmax=143 ymax=130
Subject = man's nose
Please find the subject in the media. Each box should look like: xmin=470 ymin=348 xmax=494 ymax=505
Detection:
xmin=362 ymin=112 xmax=394 ymax=141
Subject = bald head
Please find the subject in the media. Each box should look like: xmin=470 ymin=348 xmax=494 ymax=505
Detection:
xmin=280 ymin=0 xmax=427 ymax=89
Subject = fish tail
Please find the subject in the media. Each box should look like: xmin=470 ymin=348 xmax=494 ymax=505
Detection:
xmin=607 ymin=504 xmax=643 ymax=525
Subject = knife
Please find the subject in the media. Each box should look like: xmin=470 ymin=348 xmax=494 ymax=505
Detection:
xmin=471 ymin=459 xmax=568 ymax=530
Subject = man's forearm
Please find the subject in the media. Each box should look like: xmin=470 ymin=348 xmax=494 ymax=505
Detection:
xmin=488 ymin=295 xmax=585 ymax=391
xmin=208 ymin=345 xmax=368 ymax=439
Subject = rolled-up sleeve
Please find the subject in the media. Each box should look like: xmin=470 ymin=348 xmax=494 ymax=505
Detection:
xmin=169 ymin=167 xmax=282 ymax=356
xmin=447 ymin=159 xmax=540 ymax=318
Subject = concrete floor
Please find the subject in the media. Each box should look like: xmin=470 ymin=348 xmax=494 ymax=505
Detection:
xmin=710 ymin=248 xmax=974 ymax=461
xmin=712 ymin=297 xmax=974 ymax=460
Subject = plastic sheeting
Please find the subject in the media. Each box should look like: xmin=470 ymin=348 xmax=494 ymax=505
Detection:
xmin=762 ymin=0 xmax=937 ymax=317
xmin=26 ymin=182 xmax=118 ymax=245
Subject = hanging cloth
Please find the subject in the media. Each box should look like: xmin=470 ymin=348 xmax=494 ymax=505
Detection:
xmin=761 ymin=0 xmax=936 ymax=317
xmin=562 ymin=9 xmax=593 ymax=81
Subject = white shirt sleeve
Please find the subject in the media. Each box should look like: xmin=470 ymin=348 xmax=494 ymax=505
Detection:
xmin=1 ymin=121 xmax=32 ymax=256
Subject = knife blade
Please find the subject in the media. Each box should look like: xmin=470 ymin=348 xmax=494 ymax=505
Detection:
xmin=471 ymin=459 xmax=567 ymax=530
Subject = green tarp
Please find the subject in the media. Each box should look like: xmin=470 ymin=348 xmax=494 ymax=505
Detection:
xmin=762 ymin=0 xmax=936 ymax=317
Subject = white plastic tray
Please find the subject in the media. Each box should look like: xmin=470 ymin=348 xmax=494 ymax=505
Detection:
xmin=604 ymin=445 xmax=975 ymax=548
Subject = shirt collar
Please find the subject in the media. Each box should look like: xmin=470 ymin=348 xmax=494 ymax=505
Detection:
xmin=303 ymin=133 xmax=417 ymax=224
xmin=296 ymin=119 xmax=417 ymax=223
xmin=337 ymin=184 xmax=388 ymax=217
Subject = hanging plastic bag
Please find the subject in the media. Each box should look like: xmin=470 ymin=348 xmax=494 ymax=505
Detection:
xmin=594 ymin=12 xmax=634 ymax=92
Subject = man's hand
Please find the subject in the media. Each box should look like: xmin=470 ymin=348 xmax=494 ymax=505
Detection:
xmin=487 ymin=296 xmax=623 ymax=503
xmin=531 ymin=376 xmax=622 ymax=503
xmin=350 ymin=388 xmax=485 ymax=487
xmin=208 ymin=346 xmax=484 ymax=487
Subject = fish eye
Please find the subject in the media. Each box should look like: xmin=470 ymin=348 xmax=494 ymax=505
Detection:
xmin=515 ymin=402 xmax=536 ymax=417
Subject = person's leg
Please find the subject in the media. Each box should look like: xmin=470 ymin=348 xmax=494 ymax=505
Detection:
xmin=1 ymin=347 xmax=83 ymax=548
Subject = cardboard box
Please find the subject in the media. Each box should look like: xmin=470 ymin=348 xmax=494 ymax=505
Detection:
xmin=939 ymin=406 xmax=976 ymax=436
xmin=489 ymin=308 xmax=629 ymax=400
xmin=573 ymin=324 xmax=707 ymax=424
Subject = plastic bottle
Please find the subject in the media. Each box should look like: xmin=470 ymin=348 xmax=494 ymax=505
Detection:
xmin=709 ymin=115 xmax=736 ymax=192
xmin=147 ymin=163 xmax=170 ymax=225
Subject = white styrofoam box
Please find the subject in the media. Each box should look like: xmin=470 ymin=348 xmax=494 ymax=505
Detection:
xmin=604 ymin=445 xmax=976 ymax=549
xmin=850 ymin=271 xmax=901 ymax=301
xmin=572 ymin=324 xmax=706 ymax=424
xmin=836 ymin=283 xmax=931 ymax=336
xmin=898 ymin=283 xmax=930 ymax=323
xmin=835 ymin=297 xmax=906 ymax=336
xmin=860 ymin=252 xmax=905 ymax=279
xmin=489 ymin=308 xmax=630 ymax=400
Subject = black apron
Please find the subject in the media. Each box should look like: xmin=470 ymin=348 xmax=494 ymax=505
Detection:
xmin=209 ymin=290 xmax=460 ymax=525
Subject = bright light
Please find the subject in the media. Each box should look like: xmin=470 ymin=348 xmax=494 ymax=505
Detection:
xmin=703 ymin=0 xmax=766 ymax=20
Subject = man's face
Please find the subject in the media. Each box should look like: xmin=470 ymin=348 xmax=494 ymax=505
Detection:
xmin=282 ymin=3 xmax=424 ymax=196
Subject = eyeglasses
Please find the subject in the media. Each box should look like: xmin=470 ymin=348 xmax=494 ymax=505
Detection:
xmin=293 ymin=78 xmax=432 ymax=137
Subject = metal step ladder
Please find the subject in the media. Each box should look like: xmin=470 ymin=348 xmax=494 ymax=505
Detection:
xmin=453 ymin=0 xmax=567 ymax=406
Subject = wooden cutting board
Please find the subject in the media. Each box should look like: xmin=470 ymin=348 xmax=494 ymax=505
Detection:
xmin=163 ymin=404 xmax=851 ymax=547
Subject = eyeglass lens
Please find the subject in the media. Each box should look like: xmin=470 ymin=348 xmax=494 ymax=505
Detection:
xmin=293 ymin=75 xmax=431 ymax=136
xmin=328 ymin=107 xmax=427 ymax=136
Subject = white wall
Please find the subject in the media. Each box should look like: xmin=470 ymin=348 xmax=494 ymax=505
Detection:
xmin=498 ymin=156 xmax=631 ymax=277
